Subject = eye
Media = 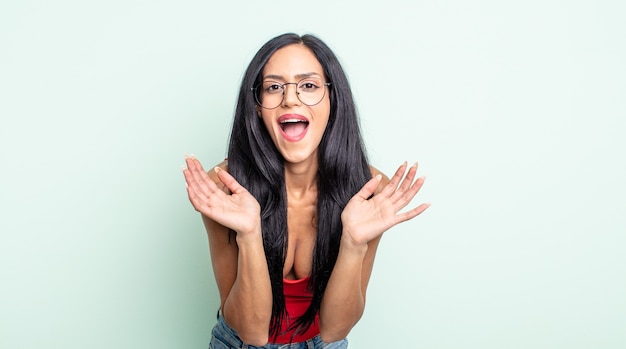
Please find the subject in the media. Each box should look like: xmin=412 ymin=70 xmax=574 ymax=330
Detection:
xmin=263 ymin=81 xmax=283 ymax=94
xmin=298 ymin=80 xmax=321 ymax=92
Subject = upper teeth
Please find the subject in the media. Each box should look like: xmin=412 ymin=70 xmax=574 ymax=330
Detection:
xmin=281 ymin=119 xmax=306 ymax=123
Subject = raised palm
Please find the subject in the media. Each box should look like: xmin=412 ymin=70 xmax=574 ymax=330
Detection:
xmin=341 ymin=162 xmax=429 ymax=246
xmin=183 ymin=156 xmax=261 ymax=235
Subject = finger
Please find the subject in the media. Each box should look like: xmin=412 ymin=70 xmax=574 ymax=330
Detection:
xmin=184 ymin=155 xmax=203 ymax=173
xmin=187 ymin=156 xmax=206 ymax=177
xmin=186 ymin=181 xmax=202 ymax=209
xmin=354 ymin=174 xmax=382 ymax=200
xmin=397 ymin=162 xmax=418 ymax=194
xmin=188 ymin=159 xmax=220 ymax=197
xmin=379 ymin=162 xmax=408 ymax=198
xmin=395 ymin=202 xmax=431 ymax=224
xmin=182 ymin=166 xmax=195 ymax=186
xmin=185 ymin=169 xmax=229 ymax=214
xmin=186 ymin=156 xmax=213 ymax=185
xmin=214 ymin=167 xmax=248 ymax=195
xmin=185 ymin=176 xmax=211 ymax=213
xmin=182 ymin=162 xmax=201 ymax=190
xmin=184 ymin=156 xmax=204 ymax=185
xmin=183 ymin=157 xmax=220 ymax=200
xmin=393 ymin=176 xmax=426 ymax=212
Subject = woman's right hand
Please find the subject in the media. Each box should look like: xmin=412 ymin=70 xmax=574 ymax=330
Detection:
xmin=183 ymin=156 xmax=261 ymax=236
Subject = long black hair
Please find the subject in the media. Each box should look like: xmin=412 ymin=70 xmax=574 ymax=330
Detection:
xmin=226 ymin=33 xmax=371 ymax=339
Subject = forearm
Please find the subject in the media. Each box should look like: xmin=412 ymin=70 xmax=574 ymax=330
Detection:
xmin=223 ymin=228 xmax=273 ymax=345
xmin=319 ymin=234 xmax=368 ymax=342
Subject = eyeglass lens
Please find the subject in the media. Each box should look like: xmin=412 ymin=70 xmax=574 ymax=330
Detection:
xmin=255 ymin=77 xmax=328 ymax=109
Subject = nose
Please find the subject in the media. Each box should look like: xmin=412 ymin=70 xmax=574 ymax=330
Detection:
xmin=281 ymin=82 xmax=301 ymax=107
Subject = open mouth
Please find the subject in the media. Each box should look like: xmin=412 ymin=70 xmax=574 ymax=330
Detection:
xmin=280 ymin=119 xmax=309 ymax=136
xmin=278 ymin=115 xmax=309 ymax=141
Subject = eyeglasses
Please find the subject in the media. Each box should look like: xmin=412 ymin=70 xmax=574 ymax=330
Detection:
xmin=252 ymin=77 xmax=331 ymax=109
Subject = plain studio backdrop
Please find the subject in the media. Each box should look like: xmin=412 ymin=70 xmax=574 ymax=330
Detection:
xmin=1 ymin=1 xmax=624 ymax=348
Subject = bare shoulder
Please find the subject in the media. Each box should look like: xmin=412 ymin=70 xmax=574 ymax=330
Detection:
xmin=369 ymin=165 xmax=390 ymax=195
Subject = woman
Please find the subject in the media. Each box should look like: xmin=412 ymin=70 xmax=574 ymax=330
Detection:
xmin=183 ymin=33 xmax=429 ymax=348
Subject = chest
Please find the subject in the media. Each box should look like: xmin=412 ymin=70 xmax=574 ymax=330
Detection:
xmin=283 ymin=201 xmax=317 ymax=280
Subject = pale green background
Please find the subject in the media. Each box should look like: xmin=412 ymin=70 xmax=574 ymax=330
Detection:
xmin=1 ymin=0 xmax=625 ymax=348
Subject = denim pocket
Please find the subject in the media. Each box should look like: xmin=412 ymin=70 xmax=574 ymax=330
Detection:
xmin=209 ymin=334 xmax=237 ymax=349
xmin=209 ymin=315 xmax=245 ymax=349
xmin=317 ymin=337 xmax=348 ymax=349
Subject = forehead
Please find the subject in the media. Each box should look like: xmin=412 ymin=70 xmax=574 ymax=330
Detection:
xmin=262 ymin=44 xmax=325 ymax=80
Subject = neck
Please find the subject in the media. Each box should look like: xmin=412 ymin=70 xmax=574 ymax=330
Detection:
xmin=284 ymin=159 xmax=318 ymax=200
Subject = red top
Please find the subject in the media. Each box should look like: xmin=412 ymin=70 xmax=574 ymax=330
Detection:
xmin=272 ymin=276 xmax=320 ymax=344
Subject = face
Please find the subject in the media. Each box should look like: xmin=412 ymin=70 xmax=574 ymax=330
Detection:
xmin=257 ymin=44 xmax=331 ymax=166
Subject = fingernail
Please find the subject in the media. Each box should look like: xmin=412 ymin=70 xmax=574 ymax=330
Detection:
xmin=375 ymin=174 xmax=382 ymax=181
xmin=214 ymin=166 xmax=221 ymax=173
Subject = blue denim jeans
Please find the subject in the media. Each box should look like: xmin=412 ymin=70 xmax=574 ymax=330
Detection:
xmin=209 ymin=314 xmax=348 ymax=349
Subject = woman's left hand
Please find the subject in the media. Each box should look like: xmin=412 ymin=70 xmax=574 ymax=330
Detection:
xmin=341 ymin=162 xmax=430 ymax=247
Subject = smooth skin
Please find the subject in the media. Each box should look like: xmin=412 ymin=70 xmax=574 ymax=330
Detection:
xmin=183 ymin=44 xmax=429 ymax=346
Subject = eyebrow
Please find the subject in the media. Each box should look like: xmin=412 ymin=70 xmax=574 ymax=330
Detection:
xmin=262 ymin=72 xmax=323 ymax=81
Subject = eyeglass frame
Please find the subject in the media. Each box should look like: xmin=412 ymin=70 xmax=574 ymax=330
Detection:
xmin=251 ymin=78 xmax=332 ymax=109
